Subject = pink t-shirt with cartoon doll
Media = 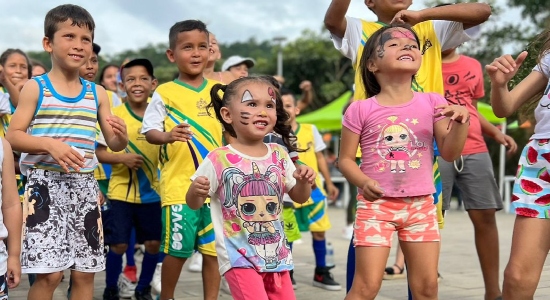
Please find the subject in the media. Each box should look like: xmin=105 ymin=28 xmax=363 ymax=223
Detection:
xmin=191 ymin=143 xmax=296 ymax=275
xmin=343 ymin=92 xmax=447 ymax=197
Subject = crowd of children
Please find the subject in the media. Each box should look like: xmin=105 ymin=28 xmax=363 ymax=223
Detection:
xmin=0 ymin=1 xmax=549 ymax=300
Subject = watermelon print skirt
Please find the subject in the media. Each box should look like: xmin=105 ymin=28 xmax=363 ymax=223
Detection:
xmin=512 ymin=139 xmax=550 ymax=218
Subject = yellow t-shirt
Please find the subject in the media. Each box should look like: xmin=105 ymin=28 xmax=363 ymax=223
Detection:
xmin=143 ymin=79 xmax=223 ymax=207
xmin=107 ymin=103 xmax=160 ymax=203
xmin=293 ymin=123 xmax=327 ymax=207
xmin=94 ymin=90 xmax=122 ymax=181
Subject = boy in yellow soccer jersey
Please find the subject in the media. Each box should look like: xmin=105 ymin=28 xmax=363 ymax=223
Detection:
xmin=142 ymin=20 xmax=222 ymax=300
xmin=96 ymin=58 xmax=160 ymax=300
xmin=324 ymin=0 xmax=492 ymax=295
xmin=280 ymin=88 xmax=341 ymax=291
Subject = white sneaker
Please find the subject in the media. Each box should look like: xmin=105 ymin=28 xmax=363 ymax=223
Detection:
xmin=187 ymin=252 xmax=203 ymax=273
xmin=293 ymin=238 xmax=303 ymax=245
xmin=220 ymin=277 xmax=231 ymax=295
xmin=151 ymin=263 xmax=162 ymax=295
xmin=117 ymin=273 xmax=136 ymax=298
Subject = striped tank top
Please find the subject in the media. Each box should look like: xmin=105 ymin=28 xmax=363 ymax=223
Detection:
xmin=20 ymin=74 xmax=99 ymax=175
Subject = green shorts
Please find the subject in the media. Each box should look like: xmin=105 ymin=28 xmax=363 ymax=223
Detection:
xmin=160 ymin=204 xmax=216 ymax=258
xmin=295 ymin=200 xmax=332 ymax=232
xmin=282 ymin=207 xmax=301 ymax=243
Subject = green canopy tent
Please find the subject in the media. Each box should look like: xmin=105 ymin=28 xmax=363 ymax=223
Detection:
xmin=296 ymin=91 xmax=352 ymax=131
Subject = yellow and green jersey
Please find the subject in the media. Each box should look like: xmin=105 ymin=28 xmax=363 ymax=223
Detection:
xmin=107 ymin=103 xmax=160 ymax=203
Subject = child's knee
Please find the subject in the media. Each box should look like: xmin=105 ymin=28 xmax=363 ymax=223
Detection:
xmin=36 ymin=272 xmax=63 ymax=287
xmin=109 ymin=243 xmax=128 ymax=254
xmin=504 ymin=264 xmax=531 ymax=288
xmin=351 ymin=277 xmax=382 ymax=300
xmin=144 ymin=240 xmax=160 ymax=254
xmin=411 ymin=280 xmax=438 ymax=299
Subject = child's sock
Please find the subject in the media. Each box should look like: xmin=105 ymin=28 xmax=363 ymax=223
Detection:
xmin=106 ymin=250 xmax=123 ymax=288
xmin=313 ymin=239 xmax=327 ymax=268
xmin=126 ymin=229 xmax=137 ymax=267
xmin=136 ymin=251 xmax=159 ymax=292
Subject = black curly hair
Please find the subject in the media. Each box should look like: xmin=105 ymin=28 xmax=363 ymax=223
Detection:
xmin=208 ymin=75 xmax=299 ymax=154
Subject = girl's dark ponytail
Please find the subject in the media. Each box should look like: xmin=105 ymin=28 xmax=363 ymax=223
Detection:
xmin=208 ymin=84 xmax=236 ymax=137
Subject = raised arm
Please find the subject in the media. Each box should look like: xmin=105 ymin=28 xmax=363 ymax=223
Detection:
xmin=419 ymin=3 xmax=491 ymax=28
xmin=487 ymin=51 xmax=548 ymax=117
xmin=324 ymin=0 xmax=352 ymax=39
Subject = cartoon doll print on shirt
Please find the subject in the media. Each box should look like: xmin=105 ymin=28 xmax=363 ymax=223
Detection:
xmin=376 ymin=116 xmax=423 ymax=173
xmin=540 ymin=83 xmax=550 ymax=109
xmin=221 ymin=150 xmax=291 ymax=269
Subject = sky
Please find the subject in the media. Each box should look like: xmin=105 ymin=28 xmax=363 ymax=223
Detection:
xmin=0 ymin=0 xmax=523 ymax=56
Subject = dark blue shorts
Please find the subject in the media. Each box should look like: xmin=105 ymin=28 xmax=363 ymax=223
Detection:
xmin=103 ymin=200 xmax=162 ymax=245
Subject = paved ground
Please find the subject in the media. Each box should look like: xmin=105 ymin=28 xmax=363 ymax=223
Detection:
xmin=9 ymin=203 xmax=550 ymax=299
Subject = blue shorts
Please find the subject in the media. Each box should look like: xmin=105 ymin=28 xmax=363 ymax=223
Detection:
xmin=103 ymin=200 xmax=162 ymax=245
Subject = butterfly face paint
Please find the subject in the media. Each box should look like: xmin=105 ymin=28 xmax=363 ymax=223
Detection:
xmin=268 ymin=87 xmax=276 ymax=104
xmin=376 ymin=28 xmax=418 ymax=58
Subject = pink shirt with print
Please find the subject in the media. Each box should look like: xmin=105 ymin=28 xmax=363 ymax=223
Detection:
xmin=343 ymin=92 xmax=447 ymax=197
xmin=442 ymin=55 xmax=486 ymax=155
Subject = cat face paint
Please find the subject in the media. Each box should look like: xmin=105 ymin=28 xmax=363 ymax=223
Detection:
xmin=242 ymin=90 xmax=253 ymax=103
xmin=240 ymin=111 xmax=251 ymax=125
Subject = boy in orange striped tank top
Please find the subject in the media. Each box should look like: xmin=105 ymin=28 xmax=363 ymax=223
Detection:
xmin=6 ymin=4 xmax=128 ymax=300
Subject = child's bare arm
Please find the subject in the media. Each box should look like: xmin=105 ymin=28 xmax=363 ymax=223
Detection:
xmin=487 ymin=51 xmax=547 ymax=118
xmin=393 ymin=3 xmax=491 ymax=28
xmin=1 ymin=139 xmax=22 ymax=288
xmin=434 ymin=105 xmax=470 ymax=161
xmin=97 ymin=86 xmax=128 ymax=152
xmin=6 ymin=80 xmax=85 ymax=172
xmin=324 ymin=0 xmax=352 ymax=38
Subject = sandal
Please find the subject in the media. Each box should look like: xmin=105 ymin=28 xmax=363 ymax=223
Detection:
xmin=383 ymin=264 xmax=406 ymax=280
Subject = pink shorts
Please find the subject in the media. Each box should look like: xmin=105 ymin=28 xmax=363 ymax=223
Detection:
xmin=354 ymin=195 xmax=440 ymax=247
xmin=224 ymin=268 xmax=295 ymax=300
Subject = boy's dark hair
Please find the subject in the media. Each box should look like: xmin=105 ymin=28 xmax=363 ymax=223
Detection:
xmin=0 ymin=49 xmax=33 ymax=79
xmin=44 ymin=4 xmax=95 ymax=41
xmin=280 ymin=87 xmax=298 ymax=105
xmin=208 ymin=76 xmax=298 ymax=153
xmin=359 ymin=24 xmax=420 ymax=97
xmin=169 ymin=20 xmax=209 ymax=50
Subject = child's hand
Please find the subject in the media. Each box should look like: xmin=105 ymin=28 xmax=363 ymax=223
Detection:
xmin=47 ymin=139 xmax=85 ymax=173
xmin=169 ymin=123 xmax=193 ymax=143
xmin=299 ymin=80 xmax=312 ymax=92
xmin=191 ymin=176 xmax=210 ymax=198
xmin=294 ymin=165 xmax=316 ymax=184
xmin=326 ymin=183 xmax=340 ymax=201
xmin=107 ymin=115 xmax=128 ymax=139
xmin=362 ymin=179 xmax=384 ymax=201
xmin=15 ymin=79 xmax=28 ymax=92
xmin=436 ymin=104 xmax=470 ymax=129
xmin=6 ymin=255 xmax=20 ymax=289
xmin=391 ymin=10 xmax=424 ymax=26
xmin=486 ymin=51 xmax=528 ymax=86
xmin=121 ymin=153 xmax=144 ymax=170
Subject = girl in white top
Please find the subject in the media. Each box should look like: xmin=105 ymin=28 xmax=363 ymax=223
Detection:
xmin=487 ymin=32 xmax=550 ymax=299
